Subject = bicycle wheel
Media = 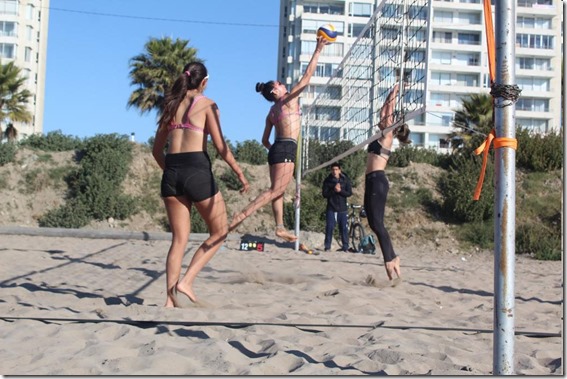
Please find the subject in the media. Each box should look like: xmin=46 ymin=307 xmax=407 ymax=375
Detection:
xmin=350 ymin=223 xmax=365 ymax=253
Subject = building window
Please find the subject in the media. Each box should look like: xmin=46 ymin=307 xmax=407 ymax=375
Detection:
xmin=516 ymin=16 xmax=551 ymax=29
xmin=516 ymin=98 xmax=549 ymax=112
xmin=0 ymin=0 xmax=17 ymax=15
xmin=433 ymin=10 xmax=453 ymax=23
xmin=516 ymin=33 xmax=554 ymax=49
xmin=315 ymin=107 xmax=341 ymax=121
xmin=517 ymin=0 xmax=552 ymax=6
xmin=350 ymin=2 xmax=373 ymax=17
xmin=431 ymin=51 xmax=452 ymax=65
xmin=349 ymin=23 xmax=366 ymax=38
xmin=432 ymin=31 xmax=452 ymax=43
xmin=458 ymin=12 xmax=481 ymax=25
xmin=516 ymin=56 xmax=551 ymax=70
xmin=304 ymin=2 xmax=345 ymax=15
xmin=0 ymin=21 xmax=15 ymax=37
xmin=517 ymin=77 xmax=550 ymax=91
xmin=24 ymin=46 xmax=32 ymax=62
xmin=25 ymin=4 xmax=34 ymax=20
xmin=26 ymin=25 xmax=33 ymax=41
xmin=0 ymin=42 xmax=15 ymax=59
xmin=431 ymin=72 xmax=451 ymax=85
xmin=301 ymin=62 xmax=340 ymax=77
xmin=430 ymin=93 xmax=451 ymax=107
xmin=344 ymin=107 xmax=368 ymax=123
xmin=302 ymin=40 xmax=343 ymax=57
xmin=456 ymin=73 xmax=479 ymax=87
xmin=458 ymin=32 xmax=481 ymax=45
xmin=305 ymin=85 xmax=342 ymax=100
xmin=516 ymin=118 xmax=549 ymax=132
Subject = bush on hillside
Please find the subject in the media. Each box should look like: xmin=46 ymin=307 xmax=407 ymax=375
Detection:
xmin=438 ymin=154 xmax=494 ymax=223
xmin=516 ymin=127 xmax=563 ymax=172
xmin=304 ymin=139 xmax=366 ymax=188
xmin=389 ymin=145 xmax=450 ymax=168
xmin=39 ymin=134 xmax=138 ymax=227
xmin=0 ymin=142 xmax=16 ymax=166
xmin=19 ymin=130 xmax=84 ymax=151
xmin=283 ymin=185 xmax=326 ymax=232
xmin=234 ymin=140 xmax=267 ymax=165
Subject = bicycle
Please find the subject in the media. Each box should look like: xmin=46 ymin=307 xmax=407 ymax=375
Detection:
xmin=347 ymin=203 xmax=367 ymax=253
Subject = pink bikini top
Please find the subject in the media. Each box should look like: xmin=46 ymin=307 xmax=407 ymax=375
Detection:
xmin=168 ymin=95 xmax=208 ymax=134
xmin=269 ymin=101 xmax=301 ymax=124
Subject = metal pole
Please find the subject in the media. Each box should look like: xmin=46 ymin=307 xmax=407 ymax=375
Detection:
xmin=562 ymin=2 xmax=566 ymax=349
xmin=294 ymin=129 xmax=302 ymax=252
xmin=492 ymin=0 xmax=516 ymax=374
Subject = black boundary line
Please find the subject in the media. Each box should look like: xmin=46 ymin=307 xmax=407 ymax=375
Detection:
xmin=0 ymin=316 xmax=560 ymax=338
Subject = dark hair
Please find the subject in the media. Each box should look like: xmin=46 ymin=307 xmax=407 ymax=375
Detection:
xmin=158 ymin=62 xmax=208 ymax=129
xmin=331 ymin=162 xmax=341 ymax=169
xmin=395 ymin=124 xmax=411 ymax=144
xmin=256 ymin=81 xmax=277 ymax=102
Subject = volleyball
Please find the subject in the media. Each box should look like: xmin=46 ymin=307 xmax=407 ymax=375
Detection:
xmin=317 ymin=24 xmax=337 ymax=43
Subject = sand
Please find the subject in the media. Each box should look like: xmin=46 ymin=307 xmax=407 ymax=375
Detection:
xmin=0 ymin=231 xmax=562 ymax=375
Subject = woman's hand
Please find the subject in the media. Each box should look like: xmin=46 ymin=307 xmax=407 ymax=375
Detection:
xmin=239 ymin=174 xmax=250 ymax=194
xmin=315 ymin=36 xmax=330 ymax=52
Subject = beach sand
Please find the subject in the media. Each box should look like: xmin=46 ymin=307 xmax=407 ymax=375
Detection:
xmin=0 ymin=232 xmax=562 ymax=375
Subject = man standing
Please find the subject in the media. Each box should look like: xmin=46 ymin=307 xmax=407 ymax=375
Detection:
xmin=322 ymin=162 xmax=352 ymax=252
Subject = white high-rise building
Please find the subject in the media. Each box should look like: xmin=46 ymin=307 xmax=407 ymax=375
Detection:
xmin=0 ymin=0 xmax=49 ymax=139
xmin=277 ymin=0 xmax=562 ymax=149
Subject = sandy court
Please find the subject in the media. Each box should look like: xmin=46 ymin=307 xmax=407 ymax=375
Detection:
xmin=0 ymin=233 xmax=562 ymax=375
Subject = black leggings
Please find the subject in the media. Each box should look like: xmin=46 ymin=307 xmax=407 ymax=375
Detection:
xmin=364 ymin=170 xmax=397 ymax=263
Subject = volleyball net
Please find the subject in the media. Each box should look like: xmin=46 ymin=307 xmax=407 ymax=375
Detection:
xmin=300 ymin=0 xmax=430 ymax=177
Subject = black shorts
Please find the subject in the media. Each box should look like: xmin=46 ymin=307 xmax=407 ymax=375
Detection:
xmin=268 ymin=139 xmax=297 ymax=166
xmin=161 ymin=152 xmax=219 ymax=202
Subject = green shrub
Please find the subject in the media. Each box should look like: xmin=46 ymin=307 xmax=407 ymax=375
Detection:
xmin=458 ymin=221 xmax=494 ymax=250
xmin=235 ymin=140 xmax=267 ymax=165
xmin=283 ymin=185 xmax=326 ymax=232
xmin=19 ymin=130 xmax=84 ymax=151
xmin=40 ymin=133 xmax=138 ymax=227
xmin=516 ymin=222 xmax=561 ymax=260
xmin=39 ymin=199 xmax=91 ymax=228
xmin=0 ymin=142 xmax=16 ymax=166
xmin=22 ymin=168 xmax=51 ymax=194
xmin=219 ymin=168 xmax=246 ymax=191
xmin=389 ymin=145 xmax=445 ymax=167
xmin=305 ymin=139 xmax=366 ymax=187
xmin=438 ymin=154 xmax=494 ymax=223
xmin=516 ymin=127 xmax=563 ymax=172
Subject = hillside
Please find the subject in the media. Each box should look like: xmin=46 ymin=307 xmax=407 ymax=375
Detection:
xmin=0 ymin=143 xmax=560 ymax=256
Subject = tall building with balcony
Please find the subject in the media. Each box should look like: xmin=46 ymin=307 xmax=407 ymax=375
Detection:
xmin=0 ymin=0 xmax=49 ymax=139
xmin=277 ymin=0 xmax=562 ymax=149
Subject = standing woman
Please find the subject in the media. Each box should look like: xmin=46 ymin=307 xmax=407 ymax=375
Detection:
xmin=229 ymin=36 xmax=329 ymax=242
xmin=153 ymin=62 xmax=249 ymax=307
xmin=365 ymin=83 xmax=409 ymax=280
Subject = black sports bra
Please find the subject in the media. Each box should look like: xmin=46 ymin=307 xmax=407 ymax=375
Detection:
xmin=368 ymin=140 xmax=391 ymax=157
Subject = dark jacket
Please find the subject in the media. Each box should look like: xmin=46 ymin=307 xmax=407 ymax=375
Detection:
xmin=322 ymin=172 xmax=352 ymax=212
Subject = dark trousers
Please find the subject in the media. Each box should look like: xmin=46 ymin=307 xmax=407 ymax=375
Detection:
xmin=325 ymin=209 xmax=349 ymax=250
xmin=364 ymin=170 xmax=397 ymax=262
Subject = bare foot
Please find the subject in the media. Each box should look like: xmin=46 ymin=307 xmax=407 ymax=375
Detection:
xmin=275 ymin=227 xmax=297 ymax=242
xmin=385 ymin=256 xmax=401 ymax=281
xmin=176 ymin=281 xmax=198 ymax=304
xmin=164 ymin=287 xmax=181 ymax=308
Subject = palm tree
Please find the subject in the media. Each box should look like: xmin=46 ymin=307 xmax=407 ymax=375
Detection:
xmin=0 ymin=61 xmax=32 ymax=140
xmin=127 ymin=37 xmax=202 ymax=116
xmin=450 ymin=93 xmax=494 ymax=150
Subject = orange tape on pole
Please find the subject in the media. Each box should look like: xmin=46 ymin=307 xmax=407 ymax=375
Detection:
xmin=473 ymin=129 xmax=518 ymax=201
xmin=483 ymin=0 xmax=496 ymax=83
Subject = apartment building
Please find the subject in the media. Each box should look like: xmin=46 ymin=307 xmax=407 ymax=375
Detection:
xmin=277 ymin=0 xmax=562 ymax=149
xmin=0 ymin=0 xmax=49 ymax=139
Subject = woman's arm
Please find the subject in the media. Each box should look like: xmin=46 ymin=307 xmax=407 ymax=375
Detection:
xmin=152 ymin=125 xmax=168 ymax=170
xmin=287 ymin=37 xmax=328 ymax=99
xmin=379 ymin=83 xmax=399 ymax=130
xmin=207 ymin=102 xmax=250 ymax=193
xmin=261 ymin=115 xmax=273 ymax=150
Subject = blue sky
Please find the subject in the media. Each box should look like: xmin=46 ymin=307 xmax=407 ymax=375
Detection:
xmin=44 ymin=0 xmax=280 ymax=145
